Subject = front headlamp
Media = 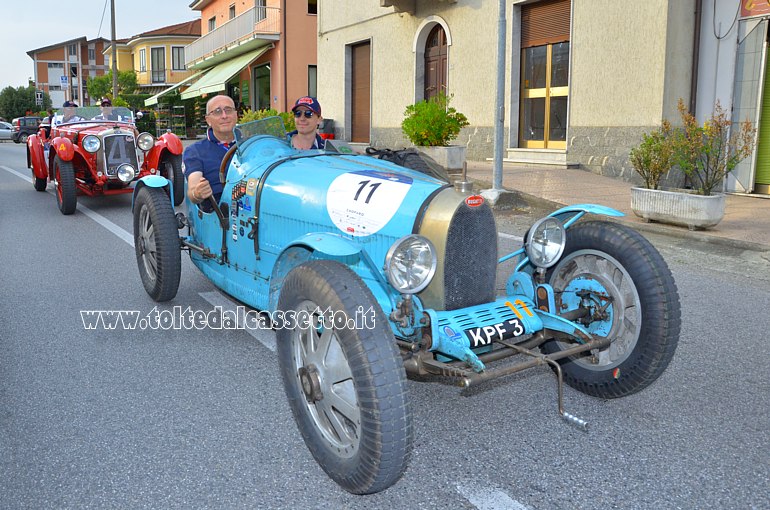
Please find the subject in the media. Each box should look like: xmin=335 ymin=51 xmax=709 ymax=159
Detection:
xmin=117 ymin=164 xmax=136 ymax=182
xmin=82 ymin=135 xmax=101 ymax=153
xmin=137 ymin=132 xmax=155 ymax=151
xmin=384 ymin=235 xmax=437 ymax=294
xmin=525 ymin=217 xmax=566 ymax=269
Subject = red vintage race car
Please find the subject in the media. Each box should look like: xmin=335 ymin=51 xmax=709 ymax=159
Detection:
xmin=27 ymin=105 xmax=185 ymax=214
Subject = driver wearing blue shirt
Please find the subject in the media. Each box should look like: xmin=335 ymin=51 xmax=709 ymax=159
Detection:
xmin=183 ymin=95 xmax=237 ymax=210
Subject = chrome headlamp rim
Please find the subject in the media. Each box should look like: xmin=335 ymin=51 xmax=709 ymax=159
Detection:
xmin=82 ymin=135 xmax=101 ymax=153
xmin=384 ymin=234 xmax=438 ymax=295
xmin=116 ymin=163 xmax=136 ymax=183
xmin=137 ymin=132 xmax=155 ymax=151
xmin=525 ymin=216 xmax=566 ymax=269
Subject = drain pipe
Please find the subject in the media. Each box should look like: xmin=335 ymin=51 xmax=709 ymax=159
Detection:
xmin=492 ymin=0 xmax=506 ymax=191
xmin=690 ymin=0 xmax=702 ymax=114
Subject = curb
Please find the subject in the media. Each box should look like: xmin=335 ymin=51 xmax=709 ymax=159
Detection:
xmin=470 ymin=178 xmax=770 ymax=253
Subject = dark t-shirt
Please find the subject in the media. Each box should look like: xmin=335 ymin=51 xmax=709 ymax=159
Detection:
xmin=182 ymin=128 xmax=233 ymax=203
xmin=287 ymin=130 xmax=326 ymax=150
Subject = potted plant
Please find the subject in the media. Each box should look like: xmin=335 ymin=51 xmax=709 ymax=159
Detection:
xmin=630 ymin=99 xmax=755 ymax=230
xmin=401 ymin=93 xmax=469 ymax=173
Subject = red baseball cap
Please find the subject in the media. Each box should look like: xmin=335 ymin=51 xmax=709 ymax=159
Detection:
xmin=291 ymin=96 xmax=321 ymax=116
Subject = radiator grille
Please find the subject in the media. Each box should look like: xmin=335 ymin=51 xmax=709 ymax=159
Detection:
xmin=103 ymin=134 xmax=139 ymax=176
xmin=443 ymin=202 xmax=497 ymax=310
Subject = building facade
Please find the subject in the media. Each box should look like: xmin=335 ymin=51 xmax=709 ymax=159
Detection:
xmin=106 ymin=20 xmax=201 ymax=98
xmin=317 ymin=0 xmax=770 ymax=196
xmin=27 ymin=37 xmax=110 ymax=107
xmin=151 ymin=0 xmax=318 ymax=112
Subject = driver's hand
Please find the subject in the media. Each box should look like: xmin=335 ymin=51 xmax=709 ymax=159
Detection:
xmin=194 ymin=178 xmax=213 ymax=201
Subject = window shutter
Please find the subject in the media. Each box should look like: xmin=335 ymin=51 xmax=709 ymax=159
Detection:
xmin=521 ymin=0 xmax=571 ymax=48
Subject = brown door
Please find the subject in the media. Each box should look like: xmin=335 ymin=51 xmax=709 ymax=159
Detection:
xmin=424 ymin=25 xmax=447 ymax=100
xmin=351 ymin=42 xmax=371 ymax=143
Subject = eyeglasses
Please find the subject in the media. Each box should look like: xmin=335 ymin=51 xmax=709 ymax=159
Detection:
xmin=293 ymin=110 xmax=315 ymax=118
xmin=206 ymin=106 xmax=237 ymax=117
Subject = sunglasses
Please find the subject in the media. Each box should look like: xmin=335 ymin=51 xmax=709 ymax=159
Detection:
xmin=293 ymin=110 xmax=316 ymax=118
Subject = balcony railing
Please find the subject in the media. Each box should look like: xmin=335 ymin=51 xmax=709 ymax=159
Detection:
xmin=185 ymin=5 xmax=280 ymax=67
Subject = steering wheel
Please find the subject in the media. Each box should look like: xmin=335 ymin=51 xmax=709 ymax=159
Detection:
xmin=219 ymin=144 xmax=237 ymax=184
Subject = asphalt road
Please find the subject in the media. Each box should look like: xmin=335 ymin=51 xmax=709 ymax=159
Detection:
xmin=1 ymin=142 xmax=769 ymax=509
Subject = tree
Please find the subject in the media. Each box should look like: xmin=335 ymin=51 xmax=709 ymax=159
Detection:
xmin=87 ymin=70 xmax=138 ymax=102
xmin=87 ymin=75 xmax=111 ymax=102
xmin=0 ymin=85 xmax=51 ymax=120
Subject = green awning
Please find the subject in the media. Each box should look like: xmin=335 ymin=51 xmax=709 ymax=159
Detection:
xmin=180 ymin=47 xmax=268 ymax=100
xmin=144 ymin=71 xmax=207 ymax=106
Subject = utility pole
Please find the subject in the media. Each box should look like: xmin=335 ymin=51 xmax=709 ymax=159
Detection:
xmin=111 ymin=0 xmax=118 ymax=100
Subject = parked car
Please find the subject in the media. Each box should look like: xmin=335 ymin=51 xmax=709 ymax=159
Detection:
xmin=26 ymin=106 xmax=184 ymax=214
xmin=132 ymin=117 xmax=681 ymax=495
xmin=12 ymin=116 xmax=42 ymax=143
xmin=0 ymin=121 xmax=13 ymax=141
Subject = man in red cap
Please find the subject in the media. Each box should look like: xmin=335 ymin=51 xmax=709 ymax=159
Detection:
xmin=287 ymin=96 xmax=325 ymax=150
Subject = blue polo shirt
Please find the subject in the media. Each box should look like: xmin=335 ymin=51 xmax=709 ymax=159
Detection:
xmin=182 ymin=128 xmax=233 ymax=200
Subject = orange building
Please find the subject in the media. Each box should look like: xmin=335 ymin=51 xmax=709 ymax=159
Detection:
xmin=27 ymin=37 xmax=110 ymax=107
xmin=150 ymin=0 xmax=318 ymax=112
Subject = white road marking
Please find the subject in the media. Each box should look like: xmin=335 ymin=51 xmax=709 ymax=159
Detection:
xmin=199 ymin=291 xmax=277 ymax=352
xmin=498 ymin=232 xmax=523 ymax=242
xmin=456 ymin=483 xmax=531 ymax=510
xmin=1 ymin=164 xmax=134 ymax=247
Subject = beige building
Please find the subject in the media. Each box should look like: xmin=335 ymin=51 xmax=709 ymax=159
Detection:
xmin=317 ymin=0 xmax=696 ymax=186
xmin=105 ymin=20 xmax=201 ymax=98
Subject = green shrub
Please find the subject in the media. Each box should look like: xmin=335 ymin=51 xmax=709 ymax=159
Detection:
xmin=238 ymin=108 xmax=295 ymax=132
xmin=401 ymin=93 xmax=469 ymax=146
xmin=629 ymin=120 xmax=675 ymax=190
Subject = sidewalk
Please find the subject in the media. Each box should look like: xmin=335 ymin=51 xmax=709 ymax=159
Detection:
xmin=464 ymin=161 xmax=770 ymax=252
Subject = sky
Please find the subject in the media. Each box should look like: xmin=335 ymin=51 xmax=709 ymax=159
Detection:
xmin=1 ymin=0 xmax=198 ymax=90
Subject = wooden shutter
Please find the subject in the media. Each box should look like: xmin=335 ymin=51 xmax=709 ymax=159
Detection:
xmin=351 ymin=42 xmax=371 ymax=143
xmin=521 ymin=0 xmax=571 ymax=48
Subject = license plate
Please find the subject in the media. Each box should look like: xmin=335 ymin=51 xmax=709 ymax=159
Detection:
xmin=464 ymin=318 xmax=525 ymax=347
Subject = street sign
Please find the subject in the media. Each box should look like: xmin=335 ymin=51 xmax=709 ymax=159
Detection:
xmin=60 ymin=75 xmax=68 ymax=85
xmin=35 ymin=90 xmax=43 ymax=106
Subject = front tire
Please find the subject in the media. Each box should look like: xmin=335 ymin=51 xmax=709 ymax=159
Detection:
xmin=133 ymin=186 xmax=181 ymax=302
xmin=54 ymin=156 xmax=76 ymax=215
xmin=277 ymin=260 xmax=412 ymax=494
xmin=542 ymin=221 xmax=681 ymax=398
xmin=160 ymin=153 xmax=185 ymax=206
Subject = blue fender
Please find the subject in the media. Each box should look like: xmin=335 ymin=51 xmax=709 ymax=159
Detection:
xmin=132 ymin=175 xmax=172 ymax=211
xmin=549 ymin=203 xmax=624 ymax=229
xmin=267 ymin=233 xmax=400 ymax=315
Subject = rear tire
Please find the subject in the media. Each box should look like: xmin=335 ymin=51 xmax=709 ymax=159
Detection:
xmin=277 ymin=260 xmax=412 ymax=494
xmin=33 ymin=175 xmax=46 ymax=191
xmin=19 ymin=133 xmax=28 ymax=144
xmin=133 ymin=186 xmax=181 ymax=302
xmin=54 ymin=156 xmax=76 ymax=215
xmin=160 ymin=153 xmax=185 ymax=206
xmin=542 ymin=221 xmax=681 ymax=398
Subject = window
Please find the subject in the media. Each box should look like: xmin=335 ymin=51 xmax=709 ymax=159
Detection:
xmin=229 ymin=4 xmax=236 ymax=19
xmin=172 ymin=47 xmax=186 ymax=70
xmin=253 ymin=63 xmax=271 ymax=110
xmin=308 ymin=0 xmax=317 ymax=15
xmin=88 ymin=48 xmax=95 ymax=60
xmin=256 ymin=0 xmax=266 ymax=21
xmin=208 ymin=17 xmax=216 ymax=32
xmin=151 ymin=47 xmax=166 ymax=83
xmin=308 ymin=65 xmax=317 ymax=97
xmin=49 ymin=85 xmax=62 ymax=91
xmin=47 ymin=63 xmax=64 ymax=69
xmin=139 ymin=49 xmax=146 ymax=72
xmin=69 ymin=44 xmax=77 ymax=56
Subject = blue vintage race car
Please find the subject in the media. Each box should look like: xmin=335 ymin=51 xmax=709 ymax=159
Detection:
xmin=132 ymin=117 xmax=680 ymax=495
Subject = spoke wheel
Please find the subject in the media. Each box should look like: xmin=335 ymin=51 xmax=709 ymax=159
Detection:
xmin=161 ymin=153 xmax=185 ymax=206
xmin=277 ymin=260 xmax=412 ymax=494
xmin=133 ymin=186 xmax=181 ymax=302
xmin=543 ymin=221 xmax=681 ymax=398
